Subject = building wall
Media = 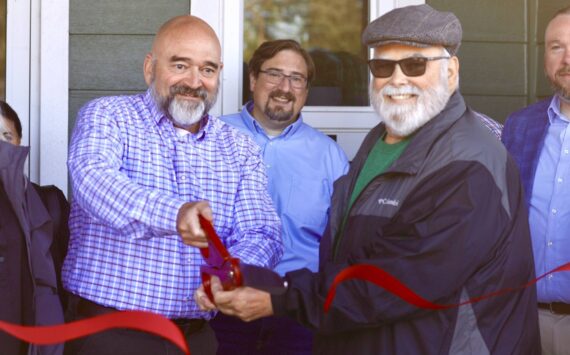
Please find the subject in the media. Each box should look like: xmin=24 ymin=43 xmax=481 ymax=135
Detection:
xmin=428 ymin=0 xmax=569 ymax=122
xmin=69 ymin=0 xmax=569 ymax=133
xmin=68 ymin=0 xmax=191 ymax=134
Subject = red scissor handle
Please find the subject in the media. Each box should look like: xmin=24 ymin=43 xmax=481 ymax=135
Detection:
xmin=198 ymin=216 xmax=243 ymax=302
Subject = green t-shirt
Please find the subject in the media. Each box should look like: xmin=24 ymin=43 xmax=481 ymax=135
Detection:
xmin=347 ymin=137 xmax=410 ymax=211
xmin=333 ymin=135 xmax=410 ymax=258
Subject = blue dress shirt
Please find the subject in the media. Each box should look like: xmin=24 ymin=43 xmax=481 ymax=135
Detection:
xmin=530 ymin=95 xmax=570 ymax=303
xmin=221 ymin=102 xmax=348 ymax=275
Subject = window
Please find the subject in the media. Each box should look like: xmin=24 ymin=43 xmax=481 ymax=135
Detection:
xmin=242 ymin=0 xmax=370 ymax=107
xmin=192 ymin=0 xmax=393 ymax=160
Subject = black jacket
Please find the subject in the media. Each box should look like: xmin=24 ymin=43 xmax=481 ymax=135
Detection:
xmin=0 ymin=141 xmax=66 ymax=355
xmin=272 ymin=92 xmax=540 ymax=354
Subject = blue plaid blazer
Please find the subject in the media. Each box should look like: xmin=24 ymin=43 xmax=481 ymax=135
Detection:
xmin=502 ymin=97 xmax=551 ymax=208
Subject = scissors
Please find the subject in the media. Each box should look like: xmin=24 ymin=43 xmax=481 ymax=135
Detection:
xmin=198 ymin=215 xmax=288 ymax=303
xmin=199 ymin=215 xmax=243 ymax=302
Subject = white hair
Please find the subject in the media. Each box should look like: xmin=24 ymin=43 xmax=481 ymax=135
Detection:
xmin=369 ymin=51 xmax=453 ymax=137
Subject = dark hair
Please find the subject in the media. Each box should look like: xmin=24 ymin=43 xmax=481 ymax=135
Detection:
xmin=0 ymin=100 xmax=22 ymax=139
xmin=248 ymin=39 xmax=316 ymax=86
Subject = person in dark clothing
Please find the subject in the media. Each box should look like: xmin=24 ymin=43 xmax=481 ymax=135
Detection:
xmin=196 ymin=5 xmax=541 ymax=354
xmin=0 ymin=100 xmax=68 ymax=355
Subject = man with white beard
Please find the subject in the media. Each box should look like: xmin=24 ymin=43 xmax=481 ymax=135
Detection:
xmin=197 ymin=5 xmax=540 ymax=354
xmin=64 ymin=15 xmax=282 ymax=355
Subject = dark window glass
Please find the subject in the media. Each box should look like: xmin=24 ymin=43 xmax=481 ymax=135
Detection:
xmin=243 ymin=0 xmax=370 ymax=106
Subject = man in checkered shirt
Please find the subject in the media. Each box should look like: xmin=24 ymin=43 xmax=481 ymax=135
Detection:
xmin=63 ymin=15 xmax=282 ymax=355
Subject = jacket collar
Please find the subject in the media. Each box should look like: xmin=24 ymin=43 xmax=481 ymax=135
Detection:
xmin=0 ymin=140 xmax=28 ymax=172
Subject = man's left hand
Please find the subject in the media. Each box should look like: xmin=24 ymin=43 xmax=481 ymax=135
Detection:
xmin=208 ymin=277 xmax=274 ymax=322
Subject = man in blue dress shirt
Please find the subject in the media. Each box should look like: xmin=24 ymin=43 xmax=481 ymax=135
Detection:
xmin=502 ymin=5 xmax=570 ymax=355
xmin=209 ymin=39 xmax=349 ymax=354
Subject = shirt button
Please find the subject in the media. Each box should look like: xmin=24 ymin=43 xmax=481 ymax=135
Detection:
xmin=547 ymin=274 xmax=554 ymax=280
xmin=548 ymin=241 xmax=553 ymax=247
xmin=180 ymin=175 xmax=187 ymax=181
xmin=558 ymin=178 xmax=563 ymax=183
xmin=266 ymin=164 xmax=271 ymax=168
xmin=565 ymin=149 xmax=569 ymax=155
xmin=552 ymin=208 xmax=558 ymax=214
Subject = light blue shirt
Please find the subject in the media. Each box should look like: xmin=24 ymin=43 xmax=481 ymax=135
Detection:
xmin=221 ymin=102 xmax=349 ymax=275
xmin=530 ymin=95 xmax=570 ymax=303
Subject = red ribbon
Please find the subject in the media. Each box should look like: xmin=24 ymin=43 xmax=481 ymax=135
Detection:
xmin=324 ymin=262 xmax=570 ymax=312
xmin=0 ymin=311 xmax=189 ymax=354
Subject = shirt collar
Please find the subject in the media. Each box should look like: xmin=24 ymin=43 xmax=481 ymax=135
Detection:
xmin=242 ymin=101 xmax=304 ymax=139
xmin=547 ymin=95 xmax=570 ymax=124
xmin=143 ymin=88 xmax=165 ymax=125
xmin=143 ymin=88 xmax=211 ymax=141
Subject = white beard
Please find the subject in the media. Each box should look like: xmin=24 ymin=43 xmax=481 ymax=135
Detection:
xmin=149 ymin=78 xmax=219 ymax=129
xmin=168 ymin=97 xmax=205 ymax=128
xmin=370 ymin=66 xmax=451 ymax=137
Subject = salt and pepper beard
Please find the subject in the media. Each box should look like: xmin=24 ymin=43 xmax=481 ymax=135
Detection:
xmin=150 ymin=77 xmax=219 ymax=129
xmin=370 ymin=60 xmax=452 ymax=138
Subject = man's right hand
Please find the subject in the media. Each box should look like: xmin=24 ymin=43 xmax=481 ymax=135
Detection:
xmin=176 ymin=201 xmax=213 ymax=248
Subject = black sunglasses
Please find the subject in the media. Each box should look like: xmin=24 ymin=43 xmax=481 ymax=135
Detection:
xmin=368 ymin=56 xmax=450 ymax=78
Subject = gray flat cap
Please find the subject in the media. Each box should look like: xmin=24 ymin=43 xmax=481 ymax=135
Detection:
xmin=362 ymin=4 xmax=462 ymax=55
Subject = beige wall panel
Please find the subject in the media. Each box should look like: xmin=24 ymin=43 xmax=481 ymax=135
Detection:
xmin=428 ymin=0 xmax=526 ymax=42
xmin=463 ymin=95 xmax=528 ymax=123
xmin=458 ymin=42 xmax=526 ymax=96
xmin=537 ymin=0 xmax=570 ymax=43
xmin=70 ymin=0 xmax=190 ymax=34
xmin=535 ymin=44 xmax=555 ymax=97
xmin=69 ymin=35 xmax=152 ymax=91
xmin=69 ymin=90 xmax=142 ymax=134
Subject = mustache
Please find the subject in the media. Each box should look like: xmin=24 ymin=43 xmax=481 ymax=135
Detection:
xmin=381 ymin=85 xmax=422 ymax=96
xmin=269 ymin=90 xmax=296 ymax=102
xmin=169 ymin=85 xmax=208 ymax=100
xmin=556 ymin=66 xmax=570 ymax=76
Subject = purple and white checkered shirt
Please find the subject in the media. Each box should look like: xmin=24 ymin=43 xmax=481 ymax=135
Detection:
xmin=63 ymin=89 xmax=282 ymax=319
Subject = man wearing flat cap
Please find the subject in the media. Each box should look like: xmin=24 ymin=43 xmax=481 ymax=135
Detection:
xmin=196 ymin=5 xmax=540 ymax=354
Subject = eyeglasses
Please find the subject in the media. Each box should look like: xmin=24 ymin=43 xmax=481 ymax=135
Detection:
xmin=368 ymin=56 xmax=450 ymax=78
xmin=259 ymin=70 xmax=308 ymax=89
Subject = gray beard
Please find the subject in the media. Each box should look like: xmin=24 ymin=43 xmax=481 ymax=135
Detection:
xmin=167 ymin=97 xmax=205 ymax=128
xmin=150 ymin=83 xmax=218 ymax=129
xmin=370 ymin=69 xmax=451 ymax=137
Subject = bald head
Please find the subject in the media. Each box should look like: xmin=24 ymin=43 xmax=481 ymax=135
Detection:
xmin=151 ymin=15 xmax=221 ymax=58
xmin=143 ymin=15 xmax=223 ymax=132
